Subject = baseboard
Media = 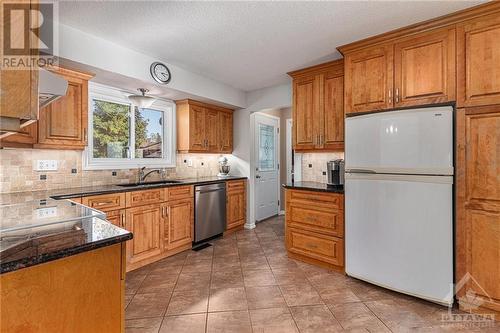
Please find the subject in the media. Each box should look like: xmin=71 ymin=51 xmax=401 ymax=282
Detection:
xmin=279 ymin=210 xmax=285 ymax=216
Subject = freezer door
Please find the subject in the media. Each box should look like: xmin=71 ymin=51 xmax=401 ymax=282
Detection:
xmin=345 ymin=106 xmax=453 ymax=175
xmin=345 ymin=173 xmax=453 ymax=305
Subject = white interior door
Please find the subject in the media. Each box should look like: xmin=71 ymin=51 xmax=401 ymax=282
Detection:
xmin=254 ymin=113 xmax=279 ymax=221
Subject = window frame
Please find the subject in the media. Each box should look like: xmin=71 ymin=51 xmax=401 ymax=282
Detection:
xmin=83 ymin=83 xmax=176 ymax=170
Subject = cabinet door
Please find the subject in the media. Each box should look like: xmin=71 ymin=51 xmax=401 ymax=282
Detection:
xmin=219 ymin=111 xmax=233 ymax=153
xmin=457 ymin=13 xmax=500 ymax=107
xmin=165 ymin=199 xmax=193 ymax=250
xmin=189 ymin=105 xmax=206 ymax=151
xmin=0 ymin=122 xmax=37 ymax=148
xmin=345 ymin=45 xmax=394 ymax=114
xmin=205 ymin=108 xmax=219 ymax=151
xmin=227 ymin=190 xmax=246 ymax=230
xmin=322 ymin=71 xmax=344 ymax=150
xmin=457 ymin=108 xmax=500 ymax=309
xmin=394 ymin=28 xmax=456 ymax=107
xmin=37 ymin=69 xmax=90 ymax=149
xmin=293 ymin=75 xmax=320 ymax=150
xmin=106 ymin=209 xmax=126 ymax=229
xmin=125 ymin=204 xmax=163 ymax=264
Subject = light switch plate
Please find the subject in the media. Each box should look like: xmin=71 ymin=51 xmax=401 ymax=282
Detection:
xmin=187 ymin=159 xmax=193 ymax=167
xmin=34 ymin=160 xmax=58 ymax=171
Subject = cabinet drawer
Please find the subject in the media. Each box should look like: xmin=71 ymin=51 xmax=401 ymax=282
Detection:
xmin=167 ymin=185 xmax=193 ymax=201
xmin=288 ymin=189 xmax=343 ymax=210
xmin=126 ymin=189 xmax=165 ymax=207
xmin=287 ymin=227 xmax=344 ymax=267
xmin=227 ymin=180 xmax=246 ymax=193
xmin=106 ymin=209 xmax=126 ymax=228
xmin=82 ymin=193 xmax=125 ymax=212
xmin=287 ymin=202 xmax=343 ymax=237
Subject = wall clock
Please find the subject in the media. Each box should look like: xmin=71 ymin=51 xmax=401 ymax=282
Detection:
xmin=150 ymin=62 xmax=171 ymax=84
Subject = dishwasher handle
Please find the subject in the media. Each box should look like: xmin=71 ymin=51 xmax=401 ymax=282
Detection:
xmin=195 ymin=183 xmax=226 ymax=192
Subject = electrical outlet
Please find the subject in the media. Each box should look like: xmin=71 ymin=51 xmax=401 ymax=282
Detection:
xmin=35 ymin=206 xmax=58 ymax=219
xmin=34 ymin=160 xmax=58 ymax=171
xmin=187 ymin=159 xmax=193 ymax=167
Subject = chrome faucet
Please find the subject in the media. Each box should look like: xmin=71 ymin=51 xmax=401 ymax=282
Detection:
xmin=138 ymin=167 xmax=162 ymax=183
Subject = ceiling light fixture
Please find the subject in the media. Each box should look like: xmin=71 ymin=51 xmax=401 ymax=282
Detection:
xmin=128 ymin=88 xmax=155 ymax=108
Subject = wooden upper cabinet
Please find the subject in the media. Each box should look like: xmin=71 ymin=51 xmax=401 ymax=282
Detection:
xmin=176 ymin=99 xmax=234 ymax=153
xmin=394 ymin=28 xmax=456 ymax=107
xmin=36 ymin=67 xmax=92 ymax=149
xmin=457 ymin=13 xmax=500 ymax=107
xmin=322 ymin=70 xmax=344 ymax=150
xmin=189 ymin=105 xmax=206 ymax=151
xmin=289 ymin=60 xmax=344 ymax=152
xmin=0 ymin=0 xmax=38 ymax=128
xmin=344 ymin=45 xmax=393 ymax=114
xmin=0 ymin=122 xmax=37 ymax=148
xmin=293 ymin=75 xmax=319 ymax=150
xmin=205 ymin=108 xmax=219 ymax=151
xmin=219 ymin=111 xmax=233 ymax=153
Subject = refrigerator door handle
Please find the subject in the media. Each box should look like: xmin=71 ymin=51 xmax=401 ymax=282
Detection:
xmin=345 ymin=168 xmax=377 ymax=174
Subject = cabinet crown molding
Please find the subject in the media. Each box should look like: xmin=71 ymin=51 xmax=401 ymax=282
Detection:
xmin=175 ymin=99 xmax=234 ymax=113
xmin=337 ymin=1 xmax=500 ymax=55
xmin=287 ymin=59 xmax=344 ymax=78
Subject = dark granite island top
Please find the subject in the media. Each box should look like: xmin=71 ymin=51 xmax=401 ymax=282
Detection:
xmin=0 ymin=199 xmax=132 ymax=274
xmin=282 ymin=181 xmax=344 ymax=193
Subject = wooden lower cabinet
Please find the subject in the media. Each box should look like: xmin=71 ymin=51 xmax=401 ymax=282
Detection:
xmin=226 ymin=180 xmax=247 ymax=232
xmin=164 ymin=198 xmax=194 ymax=251
xmin=106 ymin=209 xmax=126 ymax=228
xmin=0 ymin=244 xmax=126 ymax=333
xmin=285 ymin=188 xmax=344 ymax=271
xmin=125 ymin=204 xmax=163 ymax=268
xmin=456 ymin=107 xmax=500 ymax=315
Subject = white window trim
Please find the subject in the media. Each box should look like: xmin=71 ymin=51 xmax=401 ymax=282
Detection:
xmin=83 ymin=82 xmax=176 ymax=170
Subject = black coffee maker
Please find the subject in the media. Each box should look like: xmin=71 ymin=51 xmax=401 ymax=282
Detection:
xmin=327 ymin=159 xmax=345 ymax=185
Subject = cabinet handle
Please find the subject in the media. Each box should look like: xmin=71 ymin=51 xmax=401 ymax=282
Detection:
xmin=388 ymin=89 xmax=392 ymax=104
xmin=319 ymin=134 xmax=323 ymax=147
xmin=83 ymin=128 xmax=87 ymax=142
xmin=395 ymin=88 xmax=399 ymax=103
xmin=121 ymin=213 xmax=125 ymax=227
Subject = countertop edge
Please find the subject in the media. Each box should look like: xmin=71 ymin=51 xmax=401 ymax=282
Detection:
xmin=0 ymin=232 xmax=132 ymax=275
xmin=282 ymin=182 xmax=344 ymax=194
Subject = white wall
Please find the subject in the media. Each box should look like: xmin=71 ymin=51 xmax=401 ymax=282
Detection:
xmin=57 ymin=23 xmax=247 ymax=108
xmin=229 ymin=82 xmax=292 ymax=228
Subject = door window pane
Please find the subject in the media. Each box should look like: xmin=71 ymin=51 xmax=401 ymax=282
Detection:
xmin=135 ymin=108 xmax=163 ymax=158
xmin=259 ymin=123 xmax=275 ymax=170
xmin=92 ymin=99 xmax=130 ymax=158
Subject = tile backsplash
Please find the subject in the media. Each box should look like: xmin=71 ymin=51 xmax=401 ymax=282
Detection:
xmin=0 ymin=148 xmax=223 ymax=193
xmin=301 ymin=152 xmax=344 ymax=183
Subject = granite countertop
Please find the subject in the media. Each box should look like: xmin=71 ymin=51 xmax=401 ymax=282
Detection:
xmin=0 ymin=199 xmax=132 ymax=274
xmin=282 ymin=181 xmax=344 ymax=193
xmin=0 ymin=176 xmax=248 ymax=205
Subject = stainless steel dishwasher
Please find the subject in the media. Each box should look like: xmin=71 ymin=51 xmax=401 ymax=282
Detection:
xmin=194 ymin=182 xmax=226 ymax=243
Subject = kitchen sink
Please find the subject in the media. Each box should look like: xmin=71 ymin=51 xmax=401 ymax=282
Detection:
xmin=117 ymin=180 xmax=183 ymax=187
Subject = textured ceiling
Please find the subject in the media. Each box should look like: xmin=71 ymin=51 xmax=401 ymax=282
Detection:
xmin=59 ymin=1 xmax=484 ymax=92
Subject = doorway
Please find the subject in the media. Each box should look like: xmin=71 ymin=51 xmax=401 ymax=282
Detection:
xmin=253 ymin=112 xmax=280 ymax=222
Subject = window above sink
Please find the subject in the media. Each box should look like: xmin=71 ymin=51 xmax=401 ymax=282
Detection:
xmin=83 ymin=83 xmax=176 ymax=170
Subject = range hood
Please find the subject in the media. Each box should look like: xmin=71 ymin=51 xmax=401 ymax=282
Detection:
xmin=38 ymin=68 xmax=68 ymax=109
xmin=0 ymin=69 xmax=68 ymax=134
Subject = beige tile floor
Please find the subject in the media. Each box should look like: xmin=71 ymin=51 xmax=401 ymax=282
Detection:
xmin=125 ymin=215 xmax=499 ymax=333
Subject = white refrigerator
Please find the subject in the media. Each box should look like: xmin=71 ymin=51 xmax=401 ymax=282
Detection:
xmin=345 ymin=106 xmax=454 ymax=306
